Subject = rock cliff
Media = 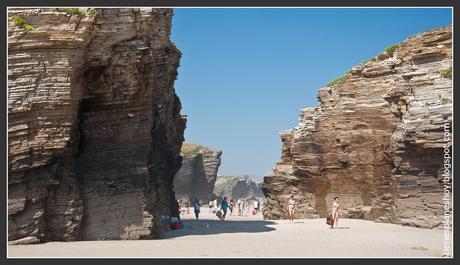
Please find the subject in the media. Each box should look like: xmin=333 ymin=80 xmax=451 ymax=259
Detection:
xmin=213 ymin=176 xmax=265 ymax=201
xmin=8 ymin=8 xmax=186 ymax=242
xmin=174 ymin=143 xmax=222 ymax=203
xmin=262 ymin=26 xmax=452 ymax=228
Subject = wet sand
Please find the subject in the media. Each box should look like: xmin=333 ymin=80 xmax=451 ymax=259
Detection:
xmin=8 ymin=209 xmax=446 ymax=257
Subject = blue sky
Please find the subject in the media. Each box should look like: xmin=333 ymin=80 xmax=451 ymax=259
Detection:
xmin=171 ymin=8 xmax=452 ymax=181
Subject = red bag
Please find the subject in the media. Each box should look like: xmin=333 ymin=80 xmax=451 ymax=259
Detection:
xmin=326 ymin=216 xmax=334 ymax=226
xmin=171 ymin=223 xmax=182 ymax=230
xmin=252 ymin=210 xmax=256 ymax=215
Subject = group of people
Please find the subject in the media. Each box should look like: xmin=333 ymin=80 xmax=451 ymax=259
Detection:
xmin=233 ymin=198 xmax=261 ymax=216
xmin=188 ymin=194 xmax=342 ymax=229
xmin=208 ymin=197 xmax=262 ymax=220
xmin=287 ymin=194 xmax=342 ymax=229
xmin=185 ymin=197 xmax=263 ymax=221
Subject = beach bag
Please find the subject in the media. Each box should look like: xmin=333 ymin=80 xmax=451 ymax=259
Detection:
xmin=216 ymin=210 xmax=222 ymax=219
xmin=326 ymin=216 xmax=334 ymax=226
xmin=252 ymin=210 xmax=256 ymax=215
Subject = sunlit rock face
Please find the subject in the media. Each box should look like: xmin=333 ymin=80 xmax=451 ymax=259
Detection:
xmin=174 ymin=143 xmax=222 ymax=203
xmin=262 ymin=26 xmax=452 ymax=228
xmin=8 ymin=8 xmax=186 ymax=242
xmin=213 ymin=176 xmax=265 ymax=201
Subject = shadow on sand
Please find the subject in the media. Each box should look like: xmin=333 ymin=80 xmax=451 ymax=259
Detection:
xmin=159 ymin=219 xmax=277 ymax=239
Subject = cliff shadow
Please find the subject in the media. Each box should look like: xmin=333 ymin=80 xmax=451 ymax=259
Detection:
xmin=159 ymin=219 xmax=276 ymax=239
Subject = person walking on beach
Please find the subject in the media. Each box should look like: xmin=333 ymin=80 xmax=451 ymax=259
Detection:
xmin=253 ymin=199 xmax=259 ymax=216
xmin=244 ymin=199 xmax=250 ymax=216
xmin=193 ymin=198 xmax=200 ymax=220
xmin=237 ymin=199 xmax=243 ymax=216
xmin=209 ymin=201 xmax=214 ymax=214
xmin=213 ymin=198 xmax=218 ymax=213
xmin=331 ymin=196 xmax=341 ymax=229
xmin=229 ymin=199 xmax=235 ymax=215
xmin=221 ymin=197 xmax=229 ymax=221
xmin=287 ymin=195 xmax=296 ymax=222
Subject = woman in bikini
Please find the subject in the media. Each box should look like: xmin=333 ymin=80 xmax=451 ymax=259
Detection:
xmin=287 ymin=195 xmax=296 ymax=222
xmin=331 ymin=196 xmax=341 ymax=229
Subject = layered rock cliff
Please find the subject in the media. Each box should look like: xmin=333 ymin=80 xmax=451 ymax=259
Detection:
xmin=8 ymin=8 xmax=186 ymax=242
xmin=213 ymin=176 xmax=265 ymax=201
xmin=262 ymin=26 xmax=452 ymax=228
xmin=174 ymin=143 xmax=222 ymax=203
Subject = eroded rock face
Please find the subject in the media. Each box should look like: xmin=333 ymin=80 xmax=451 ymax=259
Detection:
xmin=8 ymin=8 xmax=186 ymax=242
xmin=174 ymin=143 xmax=222 ymax=203
xmin=262 ymin=26 xmax=452 ymax=228
xmin=213 ymin=176 xmax=265 ymax=201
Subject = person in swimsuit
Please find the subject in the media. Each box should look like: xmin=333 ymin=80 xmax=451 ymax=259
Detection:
xmin=331 ymin=196 xmax=341 ymax=229
xmin=209 ymin=200 xmax=214 ymax=214
xmin=229 ymin=199 xmax=234 ymax=215
xmin=287 ymin=195 xmax=296 ymax=222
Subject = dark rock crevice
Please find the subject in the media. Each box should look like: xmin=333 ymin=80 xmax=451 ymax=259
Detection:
xmin=8 ymin=8 xmax=185 ymax=243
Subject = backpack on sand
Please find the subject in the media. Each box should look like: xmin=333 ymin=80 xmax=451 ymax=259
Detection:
xmin=326 ymin=216 xmax=334 ymax=226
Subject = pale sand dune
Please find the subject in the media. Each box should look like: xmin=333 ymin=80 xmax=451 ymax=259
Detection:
xmin=8 ymin=210 xmax=447 ymax=257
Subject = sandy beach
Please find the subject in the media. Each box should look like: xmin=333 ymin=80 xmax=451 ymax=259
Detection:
xmin=8 ymin=208 xmax=447 ymax=258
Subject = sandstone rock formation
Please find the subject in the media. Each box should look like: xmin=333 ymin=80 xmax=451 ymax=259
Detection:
xmin=8 ymin=8 xmax=186 ymax=243
xmin=262 ymin=26 xmax=452 ymax=228
xmin=213 ymin=176 xmax=265 ymax=201
xmin=174 ymin=143 xmax=222 ymax=203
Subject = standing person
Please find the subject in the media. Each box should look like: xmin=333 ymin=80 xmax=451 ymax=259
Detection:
xmin=221 ymin=197 xmax=229 ymax=221
xmin=237 ymin=199 xmax=242 ymax=216
xmin=185 ymin=200 xmax=190 ymax=214
xmin=254 ymin=199 xmax=259 ymax=215
xmin=213 ymin=198 xmax=218 ymax=213
xmin=209 ymin=200 xmax=214 ymax=214
xmin=287 ymin=195 xmax=296 ymax=222
xmin=245 ymin=199 xmax=250 ymax=216
xmin=229 ymin=199 xmax=235 ymax=215
xmin=193 ymin=198 xmax=200 ymax=220
xmin=331 ymin=197 xmax=341 ymax=229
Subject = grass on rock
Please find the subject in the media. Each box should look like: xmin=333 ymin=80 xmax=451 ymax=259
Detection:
xmin=12 ymin=16 xmax=33 ymax=32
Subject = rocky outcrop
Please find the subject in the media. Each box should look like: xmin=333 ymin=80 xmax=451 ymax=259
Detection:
xmin=174 ymin=143 xmax=222 ymax=203
xmin=8 ymin=8 xmax=186 ymax=242
xmin=213 ymin=176 xmax=265 ymax=201
xmin=262 ymin=26 xmax=452 ymax=228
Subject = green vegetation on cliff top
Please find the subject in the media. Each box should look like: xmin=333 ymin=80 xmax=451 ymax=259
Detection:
xmin=181 ymin=143 xmax=203 ymax=155
xmin=12 ymin=16 xmax=33 ymax=32
xmin=441 ymin=66 xmax=452 ymax=79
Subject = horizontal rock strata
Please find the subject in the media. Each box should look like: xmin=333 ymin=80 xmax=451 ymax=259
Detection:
xmin=8 ymin=8 xmax=185 ymax=242
xmin=213 ymin=176 xmax=265 ymax=201
xmin=174 ymin=143 xmax=222 ymax=203
xmin=262 ymin=26 xmax=452 ymax=228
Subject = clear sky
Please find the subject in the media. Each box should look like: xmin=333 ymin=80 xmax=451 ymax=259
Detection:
xmin=171 ymin=8 xmax=452 ymax=181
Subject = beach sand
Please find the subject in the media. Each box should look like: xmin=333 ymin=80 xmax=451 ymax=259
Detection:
xmin=8 ymin=209 xmax=446 ymax=257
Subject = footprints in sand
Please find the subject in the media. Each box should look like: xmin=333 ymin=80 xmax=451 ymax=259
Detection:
xmin=410 ymin=246 xmax=429 ymax=251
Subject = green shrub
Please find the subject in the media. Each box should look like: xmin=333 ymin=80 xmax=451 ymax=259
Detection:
xmin=440 ymin=97 xmax=451 ymax=105
xmin=181 ymin=143 xmax=201 ymax=155
xmin=327 ymin=75 xmax=346 ymax=86
xmin=363 ymin=57 xmax=377 ymax=64
xmin=12 ymin=15 xmax=33 ymax=32
xmin=385 ymin=44 xmax=398 ymax=56
xmin=63 ymin=8 xmax=85 ymax=17
xmin=440 ymin=66 xmax=452 ymax=79
xmin=87 ymin=8 xmax=97 ymax=17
